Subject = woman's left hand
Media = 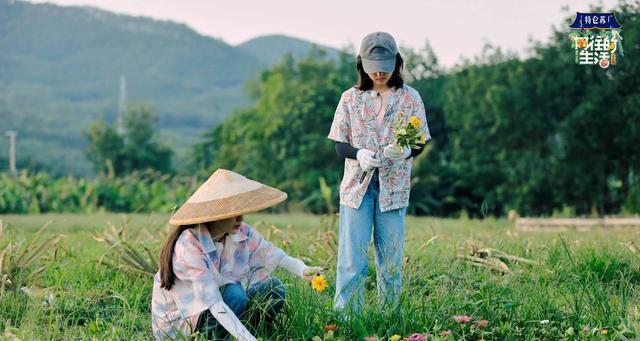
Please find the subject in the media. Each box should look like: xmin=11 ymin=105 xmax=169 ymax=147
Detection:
xmin=302 ymin=266 xmax=323 ymax=282
xmin=383 ymin=144 xmax=411 ymax=160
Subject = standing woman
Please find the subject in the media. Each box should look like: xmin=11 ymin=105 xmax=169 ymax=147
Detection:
xmin=151 ymin=169 xmax=322 ymax=340
xmin=328 ymin=32 xmax=431 ymax=312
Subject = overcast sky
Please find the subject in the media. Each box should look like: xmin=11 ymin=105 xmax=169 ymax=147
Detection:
xmin=29 ymin=0 xmax=620 ymax=67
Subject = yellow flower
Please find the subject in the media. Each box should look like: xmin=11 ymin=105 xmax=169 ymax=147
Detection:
xmin=389 ymin=335 xmax=402 ymax=341
xmin=600 ymin=328 xmax=608 ymax=335
xmin=312 ymin=275 xmax=328 ymax=292
xmin=420 ymin=135 xmax=426 ymax=144
xmin=409 ymin=116 xmax=422 ymax=128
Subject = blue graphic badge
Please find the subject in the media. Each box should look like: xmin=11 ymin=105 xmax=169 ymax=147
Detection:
xmin=568 ymin=12 xmax=623 ymax=69
xmin=569 ymin=12 xmax=622 ymax=30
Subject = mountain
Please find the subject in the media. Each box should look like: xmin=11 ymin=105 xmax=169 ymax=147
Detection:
xmin=0 ymin=0 xmax=341 ymax=175
xmin=238 ymin=34 xmax=340 ymax=65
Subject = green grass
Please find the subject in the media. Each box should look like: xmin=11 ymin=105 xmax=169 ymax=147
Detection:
xmin=1 ymin=213 xmax=639 ymax=340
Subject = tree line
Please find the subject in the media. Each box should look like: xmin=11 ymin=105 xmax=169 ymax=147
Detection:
xmin=7 ymin=2 xmax=639 ymax=217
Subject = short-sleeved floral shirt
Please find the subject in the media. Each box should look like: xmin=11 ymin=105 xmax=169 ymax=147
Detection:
xmin=328 ymin=84 xmax=431 ymax=212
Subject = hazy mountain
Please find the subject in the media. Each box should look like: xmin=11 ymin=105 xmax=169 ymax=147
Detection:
xmin=0 ymin=0 xmax=341 ymax=175
xmin=238 ymin=34 xmax=341 ymax=65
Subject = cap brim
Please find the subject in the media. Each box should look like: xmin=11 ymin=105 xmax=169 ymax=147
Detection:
xmin=362 ymin=58 xmax=395 ymax=73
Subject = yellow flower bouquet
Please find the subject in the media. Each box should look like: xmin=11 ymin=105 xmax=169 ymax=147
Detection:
xmin=359 ymin=114 xmax=427 ymax=183
xmin=393 ymin=115 xmax=426 ymax=149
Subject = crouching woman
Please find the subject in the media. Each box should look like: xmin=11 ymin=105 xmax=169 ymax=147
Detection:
xmin=151 ymin=169 xmax=322 ymax=340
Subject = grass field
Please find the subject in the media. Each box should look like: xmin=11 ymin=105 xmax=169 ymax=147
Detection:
xmin=1 ymin=213 xmax=639 ymax=340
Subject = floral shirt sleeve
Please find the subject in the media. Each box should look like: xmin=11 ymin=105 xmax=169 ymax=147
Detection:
xmin=328 ymin=90 xmax=352 ymax=143
xmin=246 ymin=226 xmax=287 ymax=285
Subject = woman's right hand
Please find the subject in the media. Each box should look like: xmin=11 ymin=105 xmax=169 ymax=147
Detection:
xmin=383 ymin=144 xmax=411 ymax=160
xmin=302 ymin=266 xmax=323 ymax=282
xmin=356 ymin=149 xmax=381 ymax=171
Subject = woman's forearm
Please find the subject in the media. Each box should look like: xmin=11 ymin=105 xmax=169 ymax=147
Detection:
xmin=409 ymin=143 xmax=426 ymax=159
xmin=335 ymin=142 xmax=358 ymax=160
xmin=278 ymin=256 xmax=307 ymax=278
xmin=338 ymin=141 xmax=427 ymax=160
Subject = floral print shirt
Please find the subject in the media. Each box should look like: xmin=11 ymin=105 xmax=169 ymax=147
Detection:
xmin=328 ymin=84 xmax=431 ymax=212
xmin=151 ymin=223 xmax=286 ymax=340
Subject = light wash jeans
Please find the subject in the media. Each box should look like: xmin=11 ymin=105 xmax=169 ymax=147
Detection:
xmin=196 ymin=277 xmax=285 ymax=340
xmin=334 ymin=169 xmax=406 ymax=313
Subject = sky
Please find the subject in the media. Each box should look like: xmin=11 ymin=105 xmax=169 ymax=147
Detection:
xmin=28 ymin=0 xmax=620 ymax=67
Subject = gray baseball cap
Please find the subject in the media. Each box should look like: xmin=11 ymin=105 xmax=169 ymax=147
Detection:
xmin=359 ymin=32 xmax=398 ymax=73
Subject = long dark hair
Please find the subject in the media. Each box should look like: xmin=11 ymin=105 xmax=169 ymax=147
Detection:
xmin=159 ymin=224 xmax=196 ymax=290
xmin=355 ymin=53 xmax=404 ymax=91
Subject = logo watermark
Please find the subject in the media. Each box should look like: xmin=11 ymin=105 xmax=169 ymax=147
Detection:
xmin=569 ymin=12 xmax=623 ymax=69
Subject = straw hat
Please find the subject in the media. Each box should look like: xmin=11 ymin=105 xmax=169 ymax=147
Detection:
xmin=169 ymin=169 xmax=287 ymax=225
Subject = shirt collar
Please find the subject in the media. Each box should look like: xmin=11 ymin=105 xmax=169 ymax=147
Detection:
xmin=195 ymin=224 xmax=216 ymax=253
xmin=230 ymin=225 xmax=249 ymax=242
xmin=194 ymin=223 xmax=248 ymax=253
xmin=357 ymin=85 xmax=404 ymax=103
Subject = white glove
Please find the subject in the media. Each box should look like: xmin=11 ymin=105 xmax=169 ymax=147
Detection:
xmin=356 ymin=149 xmax=381 ymax=172
xmin=383 ymin=144 xmax=411 ymax=161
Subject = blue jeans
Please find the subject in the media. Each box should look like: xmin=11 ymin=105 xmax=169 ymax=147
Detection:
xmin=196 ymin=277 xmax=286 ymax=340
xmin=334 ymin=169 xmax=406 ymax=313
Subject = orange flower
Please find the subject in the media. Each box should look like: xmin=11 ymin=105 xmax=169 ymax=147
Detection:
xmin=324 ymin=324 xmax=337 ymax=332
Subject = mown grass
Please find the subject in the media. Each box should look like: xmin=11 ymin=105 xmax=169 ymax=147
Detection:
xmin=1 ymin=213 xmax=639 ymax=340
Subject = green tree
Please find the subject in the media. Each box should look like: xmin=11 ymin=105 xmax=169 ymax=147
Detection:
xmin=442 ymin=1 xmax=639 ymax=216
xmin=192 ymin=1 xmax=639 ymax=217
xmin=193 ymin=48 xmax=355 ymax=212
xmin=403 ymin=42 xmax=464 ymax=216
xmin=86 ymin=105 xmax=173 ymax=175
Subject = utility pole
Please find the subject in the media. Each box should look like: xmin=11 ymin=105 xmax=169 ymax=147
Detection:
xmin=5 ymin=131 xmax=17 ymax=176
xmin=117 ymin=75 xmax=127 ymax=135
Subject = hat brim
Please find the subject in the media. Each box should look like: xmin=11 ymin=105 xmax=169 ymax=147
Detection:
xmin=362 ymin=58 xmax=396 ymax=73
xmin=168 ymin=185 xmax=287 ymax=226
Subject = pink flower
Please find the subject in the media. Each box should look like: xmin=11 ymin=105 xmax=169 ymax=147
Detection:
xmin=364 ymin=337 xmax=380 ymax=341
xmin=407 ymin=333 xmax=426 ymax=341
xmin=475 ymin=320 xmax=489 ymax=329
xmin=452 ymin=315 xmax=473 ymax=323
